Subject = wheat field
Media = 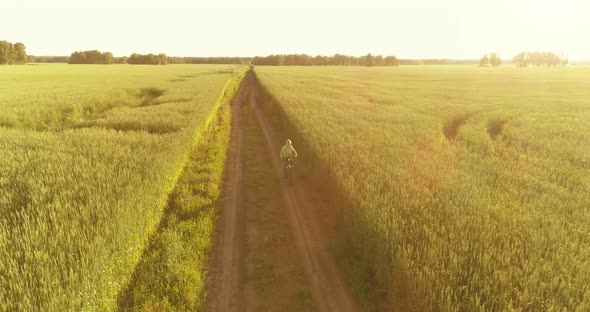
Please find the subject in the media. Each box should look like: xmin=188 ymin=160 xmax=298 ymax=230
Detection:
xmin=254 ymin=65 xmax=590 ymax=311
xmin=0 ymin=64 xmax=246 ymax=311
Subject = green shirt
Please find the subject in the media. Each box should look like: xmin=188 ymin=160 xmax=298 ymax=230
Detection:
xmin=281 ymin=145 xmax=296 ymax=158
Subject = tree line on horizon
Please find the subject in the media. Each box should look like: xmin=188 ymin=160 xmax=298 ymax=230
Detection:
xmin=251 ymin=53 xmax=400 ymax=66
xmin=0 ymin=41 xmax=27 ymax=65
xmin=27 ymin=54 xmax=477 ymax=66
xmin=512 ymin=51 xmax=568 ymax=67
xmin=9 ymin=44 xmax=573 ymax=67
xmin=64 ymin=51 xmax=248 ymax=65
xmin=69 ymin=51 xmax=165 ymax=65
xmin=478 ymin=51 xmax=568 ymax=67
xmin=125 ymin=53 xmax=168 ymax=65
xmin=168 ymin=56 xmax=247 ymax=64
xmin=69 ymin=50 xmax=114 ymax=64
xmin=123 ymin=54 xmax=249 ymax=65
xmin=28 ymin=55 xmax=69 ymax=63
xmin=479 ymin=53 xmax=502 ymax=67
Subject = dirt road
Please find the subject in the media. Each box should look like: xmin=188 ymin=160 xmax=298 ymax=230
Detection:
xmin=207 ymin=74 xmax=359 ymax=312
xmin=208 ymin=77 xmax=246 ymax=312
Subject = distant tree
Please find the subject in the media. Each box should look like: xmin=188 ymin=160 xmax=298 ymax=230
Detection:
xmin=383 ymin=56 xmax=399 ymax=66
xmin=346 ymin=55 xmax=356 ymax=65
xmin=166 ymin=56 xmax=185 ymax=64
xmin=284 ymin=54 xmax=295 ymax=65
xmin=294 ymin=54 xmax=310 ymax=66
xmin=512 ymin=52 xmax=527 ymax=67
xmin=250 ymin=53 xmax=400 ymax=67
xmin=528 ymin=52 xmax=540 ymax=66
xmin=541 ymin=52 xmax=559 ymax=66
xmin=86 ymin=50 xmax=101 ymax=63
xmin=177 ymin=56 xmax=245 ymax=64
xmin=149 ymin=54 xmax=159 ymax=65
xmin=332 ymin=54 xmax=347 ymax=65
xmin=9 ymin=44 xmax=16 ymax=64
xmin=0 ymin=41 xmax=27 ymax=65
xmin=128 ymin=53 xmax=140 ymax=64
xmin=158 ymin=53 xmax=167 ymax=65
xmin=251 ymin=56 xmax=263 ymax=65
xmin=70 ymin=51 xmax=87 ymax=64
xmin=313 ymin=55 xmax=329 ymax=66
xmin=512 ymin=51 xmax=566 ymax=67
xmin=69 ymin=50 xmax=113 ymax=64
xmin=0 ymin=41 xmax=12 ymax=64
xmin=374 ymin=55 xmax=384 ymax=66
xmin=127 ymin=53 xmax=168 ymax=65
xmin=489 ymin=53 xmax=501 ymax=67
xmin=103 ymin=52 xmax=113 ymax=64
xmin=479 ymin=54 xmax=489 ymax=67
xmin=13 ymin=43 xmax=27 ymax=64
xmin=528 ymin=52 xmax=544 ymax=66
xmin=364 ymin=53 xmax=375 ymax=67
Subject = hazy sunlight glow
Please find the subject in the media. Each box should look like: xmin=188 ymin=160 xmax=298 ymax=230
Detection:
xmin=3 ymin=0 xmax=589 ymax=60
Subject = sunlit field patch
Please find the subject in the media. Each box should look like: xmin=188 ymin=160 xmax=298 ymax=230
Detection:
xmin=255 ymin=65 xmax=590 ymax=311
xmin=0 ymin=64 xmax=246 ymax=311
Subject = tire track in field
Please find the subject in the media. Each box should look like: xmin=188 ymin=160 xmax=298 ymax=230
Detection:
xmin=248 ymin=83 xmax=360 ymax=312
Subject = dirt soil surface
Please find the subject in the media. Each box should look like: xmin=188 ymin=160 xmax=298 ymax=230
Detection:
xmin=207 ymin=75 xmax=360 ymax=312
xmin=206 ymin=78 xmax=246 ymax=312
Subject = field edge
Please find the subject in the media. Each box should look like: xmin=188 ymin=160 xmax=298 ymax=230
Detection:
xmin=115 ymin=69 xmax=248 ymax=311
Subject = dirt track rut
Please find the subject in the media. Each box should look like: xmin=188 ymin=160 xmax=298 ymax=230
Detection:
xmin=208 ymin=74 xmax=360 ymax=312
xmin=208 ymin=79 xmax=245 ymax=312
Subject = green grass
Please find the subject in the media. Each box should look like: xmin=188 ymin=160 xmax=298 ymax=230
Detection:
xmin=254 ymin=65 xmax=590 ymax=311
xmin=117 ymin=69 xmax=245 ymax=311
xmin=0 ymin=64 xmax=247 ymax=311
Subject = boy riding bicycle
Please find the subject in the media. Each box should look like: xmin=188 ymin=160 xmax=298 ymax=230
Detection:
xmin=280 ymin=139 xmax=298 ymax=179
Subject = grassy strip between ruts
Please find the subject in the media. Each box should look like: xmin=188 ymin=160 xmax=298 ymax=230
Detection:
xmin=117 ymin=70 xmax=246 ymax=312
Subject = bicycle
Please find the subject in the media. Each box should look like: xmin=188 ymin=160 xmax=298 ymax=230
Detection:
xmin=283 ymin=156 xmax=295 ymax=184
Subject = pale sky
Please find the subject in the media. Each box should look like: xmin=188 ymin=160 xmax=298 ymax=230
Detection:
xmin=2 ymin=0 xmax=589 ymax=60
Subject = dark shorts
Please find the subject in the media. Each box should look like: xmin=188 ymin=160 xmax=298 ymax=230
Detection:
xmin=282 ymin=157 xmax=289 ymax=166
xmin=282 ymin=157 xmax=293 ymax=178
